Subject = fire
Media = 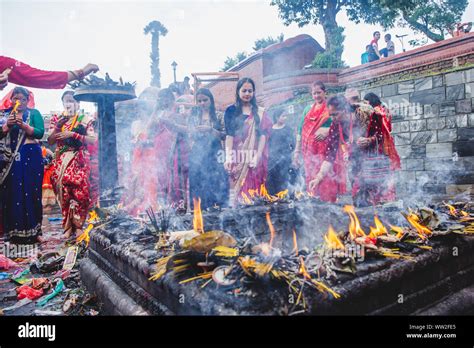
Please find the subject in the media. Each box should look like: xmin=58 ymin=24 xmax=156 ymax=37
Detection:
xmin=390 ymin=225 xmax=405 ymax=239
xmin=241 ymin=192 xmax=252 ymax=205
xmin=275 ymin=189 xmax=288 ymax=200
xmin=265 ymin=212 xmax=276 ymax=247
xmin=298 ymin=256 xmax=311 ymax=280
xmin=12 ymin=100 xmax=20 ymax=113
xmin=87 ymin=210 xmax=99 ymax=223
xmin=343 ymin=205 xmax=366 ymax=239
xmin=248 ymin=189 xmax=258 ymax=198
xmin=324 ymin=225 xmax=345 ymax=250
xmin=444 ymin=203 xmax=457 ymax=216
xmin=193 ymin=197 xmax=204 ymax=234
xmin=461 ymin=211 xmax=469 ymax=217
xmin=76 ymin=224 xmax=92 ymax=247
xmin=292 ymin=229 xmax=298 ymax=256
xmin=259 ymin=184 xmax=272 ymax=201
xmin=403 ymin=213 xmax=432 ymax=240
xmin=368 ymin=216 xmax=387 ymax=239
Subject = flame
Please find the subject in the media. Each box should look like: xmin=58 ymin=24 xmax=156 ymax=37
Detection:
xmin=368 ymin=216 xmax=387 ymax=239
xmin=87 ymin=210 xmax=99 ymax=223
xmin=248 ymin=189 xmax=258 ymax=198
xmin=298 ymin=256 xmax=311 ymax=280
xmin=241 ymin=192 xmax=252 ymax=205
xmin=324 ymin=225 xmax=345 ymax=250
xmin=275 ymin=189 xmax=288 ymax=200
xmin=193 ymin=197 xmax=204 ymax=234
xmin=390 ymin=225 xmax=405 ymax=239
xmin=292 ymin=229 xmax=298 ymax=256
xmin=403 ymin=213 xmax=432 ymax=240
xmin=259 ymin=184 xmax=272 ymax=201
xmin=343 ymin=205 xmax=366 ymax=239
xmin=76 ymin=224 xmax=92 ymax=247
xmin=444 ymin=203 xmax=457 ymax=216
xmin=11 ymin=100 xmax=20 ymax=113
xmin=461 ymin=211 xmax=469 ymax=217
xmin=265 ymin=212 xmax=276 ymax=247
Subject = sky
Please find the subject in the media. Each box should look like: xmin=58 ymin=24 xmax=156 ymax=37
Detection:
xmin=1 ymin=0 xmax=473 ymax=113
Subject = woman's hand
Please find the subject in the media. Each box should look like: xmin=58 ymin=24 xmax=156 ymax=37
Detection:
xmin=356 ymin=137 xmax=372 ymax=148
xmin=314 ymin=127 xmax=330 ymax=141
xmin=6 ymin=115 xmax=16 ymax=127
xmin=308 ymin=175 xmax=323 ymax=191
xmin=55 ymin=131 xmax=75 ymax=140
xmin=82 ymin=63 xmax=99 ymax=76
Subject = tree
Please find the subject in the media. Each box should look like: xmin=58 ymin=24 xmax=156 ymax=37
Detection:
xmin=253 ymin=33 xmax=285 ymax=50
xmin=379 ymin=0 xmax=469 ymax=43
xmin=144 ymin=20 xmax=168 ymax=88
xmin=221 ymin=51 xmax=249 ymax=72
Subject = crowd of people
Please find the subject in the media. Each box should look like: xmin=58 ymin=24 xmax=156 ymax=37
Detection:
xmin=124 ymin=77 xmax=401 ymax=217
xmin=0 ymin=54 xmax=401 ymax=247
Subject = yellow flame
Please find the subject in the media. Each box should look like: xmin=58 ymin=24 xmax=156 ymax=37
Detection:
xmin=461 ymin=211 xmax=469 ymax=217
xmin=193 ymin=197 xmax=204 ymax=234
xmin=241 ymin=192 xmax=252 ymax=205
xmin=404 ymin=213 xmax=432 ymax=240
xmin=292 ymin=229 xmax=299 ymax=256
xmin=12 ymin=100 xmax=20 ymax=113
xmin=390 ymin=225 xmax=405 ymax=239
xmin=444 ymin=203 xmax=457 ymax=217
xmin=324 ymin=225 xmax=345 ymax=250
xmin=87 ymin=210 xmax=99 ymax=223
xmin=343 ymin=205 xmax=366 ymax=239
xmin=368 ymin=216 xmax=387 ymax=239
xmin=76 ymin=224 xmax=92 ymax=247
xmin=275 ymin=189 xmax=288 ymax=200
xmin=265 ymin=212 xmax=276 ymax=248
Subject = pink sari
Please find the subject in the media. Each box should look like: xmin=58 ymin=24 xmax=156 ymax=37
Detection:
xmin=230 ymin=109 xmax=272 ymax=203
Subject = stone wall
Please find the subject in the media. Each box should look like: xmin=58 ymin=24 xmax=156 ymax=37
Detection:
xmin=359 ymin=66 xmax=474 ymax=199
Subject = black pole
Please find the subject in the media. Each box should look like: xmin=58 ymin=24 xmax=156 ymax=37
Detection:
xmin=97 ymin=96 xmax=119 ymax=204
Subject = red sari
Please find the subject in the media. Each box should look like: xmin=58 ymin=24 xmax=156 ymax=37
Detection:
xmin=301 ymin=102 xmax=340 ymax=202
xmin=50 ymin=115 xmax=93 ymax=232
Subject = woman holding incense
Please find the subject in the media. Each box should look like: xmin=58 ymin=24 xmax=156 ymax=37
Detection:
xmin=0 ymin=87 xmax=45 ymax=244
xmin=49 ymin=91 xmax=96 ymax=239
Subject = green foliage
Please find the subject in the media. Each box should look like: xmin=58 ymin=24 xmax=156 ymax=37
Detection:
xmin=222 ymin=51 xmax=249 ymax=72
xmin=253 ymin=34 xmax=284 ymax=51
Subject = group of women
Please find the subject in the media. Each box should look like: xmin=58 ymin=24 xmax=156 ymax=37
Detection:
xmin=0 ymin=73 xmax=400 ymax=245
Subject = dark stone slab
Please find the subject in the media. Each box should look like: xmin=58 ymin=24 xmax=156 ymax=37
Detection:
xmin=410 ymin=145 xmax=426 ymax=159
xmin=458 ymin=128 xmax=474 ymax=141
xmin=446 ymin=84 xmax=465 ymax=101
xmin=426 ymin=117 xmax=446 ymax=130
xmin=453 ymin=141 xmax=474 ymax=157
xmin=410 ymin=87 xmax=445 ymax=105
xmin=455 ymin=99 xmax=472 ymax=114
xmin=439 ymin=102 xmax=456 ymax=117
xmin=437 ymin=129 xmax=457 ymax=142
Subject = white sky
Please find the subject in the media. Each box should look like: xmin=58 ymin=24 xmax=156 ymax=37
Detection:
xmin=1 ymin=0 xmax=473 ymax=113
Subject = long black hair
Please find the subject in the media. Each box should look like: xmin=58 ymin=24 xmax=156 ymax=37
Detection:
xmin=363 ymin=92 xmax=382 ymax=107
xmin=195 ymin=88 xmax=219 ymax=130
xmin=11 ymin=86 xmax=29 ymax=100
xmin=234 ymin=77 xmax=260 ymax=127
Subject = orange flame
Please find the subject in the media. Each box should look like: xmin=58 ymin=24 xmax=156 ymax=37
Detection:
xmin=461 ymin=211 xmax=469 ymax=217
xmin=404 ymin=213 xmax=432 ymax=240
xmin=390 ymin=225 xmax=405 ymax=239
xmin=193 ymin=197 xmax=204 ymax=234
xmin=292 ymin=229 xmax=298 ymax=256
xmin=248 ymin=189 xmax=258 ymax=198
xmin=11 ymin=100 xmax=20 ymax=113
xmin=260 ymin=184 xmax=273 ymax=201
xmin=444 ymin=203 xmax=457 ymax=217
xmin=298 ymin=256 xmax=311 ymax=280
xmin=265 ymin=212 xmax=276 ymax=247
xmin=324 ymin=225 xmax=345 ymax=250
xmin=343 ymin=205 xmax=366 ymax=239
xmin=368 ymin=216 xmax=387 ymax=239
xmin=87 ymin=210 xmax=99 ymax=223
xmin=276 ymin=190 xmax=288 ymax=200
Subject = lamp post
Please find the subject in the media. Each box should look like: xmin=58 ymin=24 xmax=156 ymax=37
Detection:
xmin=171 ymin=61 xmax=177 ymax=83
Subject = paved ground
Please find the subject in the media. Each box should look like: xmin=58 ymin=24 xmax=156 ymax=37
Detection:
xmin=0 ymin=206 xmax=101 ymax=316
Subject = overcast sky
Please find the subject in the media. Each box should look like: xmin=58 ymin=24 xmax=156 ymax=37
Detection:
xmin=1 ymin=0 xmax=473 ymax=113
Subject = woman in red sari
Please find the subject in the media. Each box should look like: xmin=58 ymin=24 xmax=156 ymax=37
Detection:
xmin=293 ymin=81 xmax=343 ymax=202
xmin=224 ymin=78 xmax=272 ymax=206
xmin=48 ymin=91 xmax=96 ymax=238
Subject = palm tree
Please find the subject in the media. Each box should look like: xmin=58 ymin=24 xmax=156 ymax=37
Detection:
xmin=144 ymin=20 xmax=168 ymax=88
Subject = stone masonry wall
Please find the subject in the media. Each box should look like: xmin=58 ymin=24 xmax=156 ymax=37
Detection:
xmin=360 ymin=66 xmax=474 ymax=198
